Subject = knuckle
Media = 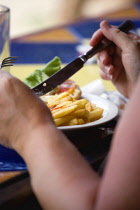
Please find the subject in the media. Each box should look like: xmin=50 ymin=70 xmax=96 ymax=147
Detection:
xmin=111 ymin=28 xmax=120 ymax=39
xmin=129 ymin=41 xmax=140 ymax=52
xmin=133 ymin=34 xmax=139 ymax=40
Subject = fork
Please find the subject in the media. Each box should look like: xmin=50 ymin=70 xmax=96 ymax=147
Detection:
xmin=0 ymin=56 xmax=18 ymax=69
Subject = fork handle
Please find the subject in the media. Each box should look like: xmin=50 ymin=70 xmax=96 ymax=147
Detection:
xmin=81 ymin=20 xmax=135 ymax=62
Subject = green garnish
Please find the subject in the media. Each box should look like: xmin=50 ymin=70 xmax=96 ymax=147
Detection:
xmin=24 ymin=56 xmax=61 ymax=88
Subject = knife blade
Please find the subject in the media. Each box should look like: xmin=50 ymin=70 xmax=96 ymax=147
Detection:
xmin=32 ymin=20 xmax=135 ymax=96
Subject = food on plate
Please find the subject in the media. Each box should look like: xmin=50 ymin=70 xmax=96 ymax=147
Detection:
xmin=24 ymin=56 xmax=81 ymax=99
xmin=24 ymin=56 xmax=61 ymax=88
xmin=40 ymin=91 xmax=104 ymax=127
xmin=56 ymin=79 xmax=81 ymax=100
xmin=24 ymin=56 xmax=104 ymax=126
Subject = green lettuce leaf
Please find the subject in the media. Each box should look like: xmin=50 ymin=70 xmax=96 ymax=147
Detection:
xmin=24 ymin=56 xmax=61 ymax=88
xmin=40 ymin=56 xmax=61 ymax=76
xmin=24 ymin=70 xmax=49 ymax=88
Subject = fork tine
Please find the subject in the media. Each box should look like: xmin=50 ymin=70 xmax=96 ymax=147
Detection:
xmin=3 ymin=58 xmax=18 ymax=62
xmin=2 ymin=56 xmax=18 ymax=60
xmin=2 ymin=60 xmax=17 ymax=64
xmin=1 ymin=56 xmax=18 ymax=68
xmin=2 ymin=56 xmax=18 ymax=63
xmin=1 ymin=64 xmax=14 ymax=67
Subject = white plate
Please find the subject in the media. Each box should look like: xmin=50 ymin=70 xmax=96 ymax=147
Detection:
xmin=59 ymin=92 xmax=118 ymax=131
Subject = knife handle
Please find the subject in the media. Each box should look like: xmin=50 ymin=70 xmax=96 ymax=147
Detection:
xmin=81 ymin=20 xmax=135 ymax=61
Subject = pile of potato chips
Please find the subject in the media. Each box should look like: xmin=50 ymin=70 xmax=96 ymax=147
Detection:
xmin=41 ymin=91 xmax=104 ymax=127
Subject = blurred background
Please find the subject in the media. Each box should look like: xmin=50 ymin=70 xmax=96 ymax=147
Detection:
xmin=0 ymin=0 xmax=136 ymax=38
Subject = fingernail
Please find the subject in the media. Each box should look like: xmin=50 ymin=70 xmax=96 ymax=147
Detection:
xmin=107 ymin=74 xmax=113 ymax=80
xmin=105 ymin=66 xmax=111 ymax=74
xmin=100 ymin=55 xmax=105 ymax=64
xmin=102 ymin=21 xmax=111 ymax=29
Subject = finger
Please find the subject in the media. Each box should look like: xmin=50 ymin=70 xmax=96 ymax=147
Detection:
xmin=89 ymin=28 xmax=104 ymax=46
xmin=89 ymin=23 xmax=119 ymax=46
xmin=97 ymin=50 xmax=113 ymax=66
xmin=99 ymin=69 xmax=112 ymax=80
xmin=97 ymin=55 xmax=115 ymax=75
xmin=97 ymin=57 xmax=108 ymax=73
xmin=128 ymin=32 xmax=140 ymax=41
xmin=100 ymin=20 xmax=134 ymax=52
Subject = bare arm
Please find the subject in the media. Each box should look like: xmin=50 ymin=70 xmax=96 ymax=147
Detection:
xmin=0 ymin=20 xmax=140 ymax=209
xmin=20 ymin=125 xmax=99 ymax=210
xmin=9 ymin=75 xmax=140 ymax=210
xmin=94 ymin=76 xmax=140 ymax=209
xmin=0 ymin=71 xmax=99 ymax=210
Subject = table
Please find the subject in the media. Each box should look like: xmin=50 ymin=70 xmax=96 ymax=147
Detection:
xmin=0 ymin=5 xmax=140 ymax=209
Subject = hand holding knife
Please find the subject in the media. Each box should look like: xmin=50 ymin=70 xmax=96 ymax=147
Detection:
xmin=32 ymin=20 xmax=135 ymax=96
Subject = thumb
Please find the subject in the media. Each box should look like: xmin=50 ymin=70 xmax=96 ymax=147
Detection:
xmin=100 ymin=20 xmax=133 ymax=51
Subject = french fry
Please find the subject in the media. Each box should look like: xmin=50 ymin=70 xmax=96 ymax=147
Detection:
xmin=62 ymin=118 xmax=78 ymax=126
xmin=40 ymin=95 xmax=52 ymax=105
xmin=71 ymin=98 xmax=88 ymax=109
xmin=77 ymin=118 xmax=85 ymax=125
xmin=89 ymin=108 xmax=104 ymax=121
xmin=67 ymin=87 xmax=75 ymax=95
xmin=47 ymin=100 xmax=60 ymax=108
xmin=51 ymin=106 xmax=66 ymax=114
xmin=47 ymin=93 xmax=73 ymax=108
xmin=59 ymin=95 xmax=73 ymax=103
xmin=91 ymin=103 xmax=96 ymax=110
xmin=82 ymin=109 xmax=90 ymax=123
xmin=85 ymin=102 xmax=92 ymax=112
xmin=55 ymin=100 xmax=72 ymax=108
xmin=52 ymin=91 xmax=69 ymax=101
xmin=41 ymin=90 xmax=104 ymax=127
xmin=47 ymin=96 xmax=72 ymax=108
xmin=70 ymin=109 xmax=85 ymax=117
xmin=52 ymin=104 xmax=78 ymax=119
xmin=54 ymin=116 xmax=74 ymax=126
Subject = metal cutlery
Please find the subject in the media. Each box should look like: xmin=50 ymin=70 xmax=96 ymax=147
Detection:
xmin=0 ymin=56 xmax=18 ymax=69
xmin=30 ymin=20 xmax=134 ymax=96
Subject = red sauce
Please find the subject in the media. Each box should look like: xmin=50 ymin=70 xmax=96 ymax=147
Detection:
xmin=58 ymin=80 xmax=76 ymax=93
xmin=50 ymin=105 xmax=65 ymax=111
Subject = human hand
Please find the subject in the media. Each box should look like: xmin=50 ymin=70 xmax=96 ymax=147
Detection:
xmin=90 ymin=20 xmax=140 ymax=98
xmin=0 ymin=70 xmax=54 ymax=150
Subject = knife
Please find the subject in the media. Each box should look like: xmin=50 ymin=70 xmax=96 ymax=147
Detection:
xmin=32 ymin=20 xmax=135 ymax=96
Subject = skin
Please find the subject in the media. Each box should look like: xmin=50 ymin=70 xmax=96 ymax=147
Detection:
xmin=90 ymin=20 xmax=140 ymax=98
xmin=0 ymin=21 xmax=140 ymax=209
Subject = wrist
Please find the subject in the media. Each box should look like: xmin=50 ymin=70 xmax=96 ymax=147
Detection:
xmin=12 ymin=121 xmax=56 ymax=156
xmin=13 ymin=122 xmax=65 ymax=170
